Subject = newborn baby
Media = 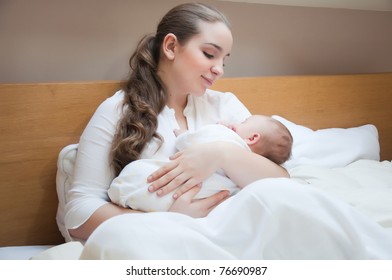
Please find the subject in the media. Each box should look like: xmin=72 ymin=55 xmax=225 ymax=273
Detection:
xmin=108 ymin=115 xmax=292 ymax=212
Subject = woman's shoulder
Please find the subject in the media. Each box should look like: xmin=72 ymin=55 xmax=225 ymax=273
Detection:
xmin=102 ymin=89 xmax=124 ymax=105
xmin=95 ymin=90 xmax=124 ymax=113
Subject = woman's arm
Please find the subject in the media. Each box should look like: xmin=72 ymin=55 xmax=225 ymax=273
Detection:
xmin=69 ymin=188 xmax=230 ymax=240
xmin=69 ymin=203 xmax=141 ymax=241
xmin=219 ymin=142 xmax=289 ymax=187
xmin=147 ymin=141 xmax=289 ymax=198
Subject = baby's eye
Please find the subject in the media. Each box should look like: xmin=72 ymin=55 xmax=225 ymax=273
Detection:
xmin=203 ymin=51 xmax=214 ymax=59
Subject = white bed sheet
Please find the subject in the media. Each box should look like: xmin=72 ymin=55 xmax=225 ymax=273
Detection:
xmin=289 ymin=159 xmax=392 ymax=229
xmin=0 ymin=245 xmax=53 ymax=260
xmin=0 ymin=242 xmax=84 ymax=260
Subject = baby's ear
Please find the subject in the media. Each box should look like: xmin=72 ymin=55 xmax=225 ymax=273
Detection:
xmin=245 ymin=133 xmax=261 ymax=145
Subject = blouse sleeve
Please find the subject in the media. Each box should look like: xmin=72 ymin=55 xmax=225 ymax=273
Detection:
xmin=217 ymin=91 xmax=251 ymax=123
xmin=64 ymin=91 xmax=124 ymax=233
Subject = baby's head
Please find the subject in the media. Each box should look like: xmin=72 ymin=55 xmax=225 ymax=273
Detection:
xmin=230 ymin=115 xmax=293 ymax=164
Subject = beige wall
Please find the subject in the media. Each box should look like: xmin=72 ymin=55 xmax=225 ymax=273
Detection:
xmin=1 ymin=0 xmax=391 ymax=83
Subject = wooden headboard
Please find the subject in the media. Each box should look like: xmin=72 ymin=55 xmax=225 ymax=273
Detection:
xmin=1 ymin=73 xmax=391 ymax=247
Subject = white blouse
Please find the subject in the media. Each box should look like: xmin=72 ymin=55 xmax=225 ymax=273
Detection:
xmin=64 ymin=88 xmax=251 ymax=236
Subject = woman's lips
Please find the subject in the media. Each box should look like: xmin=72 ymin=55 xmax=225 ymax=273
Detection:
xmin=202 ymin=76 xmax=213 ymax=87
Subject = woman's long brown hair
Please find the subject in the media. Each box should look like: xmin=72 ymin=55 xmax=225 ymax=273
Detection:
xmin=110 ymin=3 xmax=230 ymax=176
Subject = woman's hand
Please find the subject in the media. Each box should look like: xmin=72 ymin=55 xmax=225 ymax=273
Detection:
xmin=147 ymin=142 xmax=223 ymax=199
xmin=168 ymin=186 xmax=230 ymax=218
xmin=147 ymin=141 xmax=289 ymax=200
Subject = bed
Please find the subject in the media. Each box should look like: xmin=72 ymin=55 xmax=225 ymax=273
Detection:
xmin=0 ymin=73 xmax=391 ymax=259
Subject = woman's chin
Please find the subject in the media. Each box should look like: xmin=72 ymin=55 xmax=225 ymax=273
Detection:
xmin=189 ymin=88 xmax=208 ymax=96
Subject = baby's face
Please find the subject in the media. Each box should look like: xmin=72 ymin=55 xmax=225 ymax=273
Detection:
xmin=229 ymin=115 xmax=271 ymax=139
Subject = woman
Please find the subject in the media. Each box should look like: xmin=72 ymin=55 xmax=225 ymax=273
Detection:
xmin=65 ymin=3 xmax=287 ymax=242
xmin=68 ymin=3 xmax=392 ymax=259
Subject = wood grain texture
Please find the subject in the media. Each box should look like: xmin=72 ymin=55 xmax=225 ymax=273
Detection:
xmin=0 ymin=81 xmax=121 ymax=246
xmin=1 ymin=73 xmax=391 ymax=246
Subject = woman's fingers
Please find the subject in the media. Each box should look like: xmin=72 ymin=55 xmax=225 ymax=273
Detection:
xmin=173 ymin=181 xmax=202 ymax=199
xmin=201 ymin=190 xmax=230 ymax=210
xmin=169 ymin=151 xmax=182 ymax=160
xmin=155 ymin=172 xmax=190 ymax=196
xmin=170 ymin=188 xmax=230 ymax=218
xmin=147 ymin=160 xmax=177 ymax=183
xmin=148 ymin=151 xmax=202 ymax=196
xmin=148 ymin=168 xmax=198 ymax=197
xmin=148 ymin=167 xmax=183 ymax=194
xmin=175 ymin=185 xmax=202 ymax=202
xmin=147 ymin=144 xmax=220 ymax=197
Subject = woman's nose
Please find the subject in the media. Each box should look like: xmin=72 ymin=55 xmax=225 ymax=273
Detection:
xmin=211 ymin=64 xmax=224 ymax=77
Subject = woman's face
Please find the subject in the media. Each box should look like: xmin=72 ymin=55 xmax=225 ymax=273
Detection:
xmin=166 ymin=21 xmax=233 ymax=97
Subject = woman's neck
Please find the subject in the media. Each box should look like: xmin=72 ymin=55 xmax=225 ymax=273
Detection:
xmin=158 ymin=67 xmax=189 ymax=130
xmin=167 ymin=94 xmax=189 ymax=130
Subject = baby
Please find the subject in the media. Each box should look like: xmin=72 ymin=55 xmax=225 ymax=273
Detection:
xmin=217 ymin=114 xmax=292 ymax=165
xmin=108 ymin=115 xmax=293 ymax=212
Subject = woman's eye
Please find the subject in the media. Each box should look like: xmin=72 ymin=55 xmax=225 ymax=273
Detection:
xmin=203 ymin=51 xmax=214 ymax=59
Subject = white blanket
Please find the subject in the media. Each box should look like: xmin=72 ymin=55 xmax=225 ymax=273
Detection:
xmin=289 ymin=159 xmax=392 ymax=229
xmin=80 ymin=177 xmax=392 ymax=259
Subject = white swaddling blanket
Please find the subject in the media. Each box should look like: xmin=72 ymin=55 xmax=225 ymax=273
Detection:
xmin=108 ymin=124 xmax=249 ymax=212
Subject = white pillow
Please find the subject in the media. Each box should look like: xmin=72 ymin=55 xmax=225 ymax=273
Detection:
xmin=272 ymin=115 xmax=380 ymax=169
xmin=56 ymin=143 xmax=78 ymax=242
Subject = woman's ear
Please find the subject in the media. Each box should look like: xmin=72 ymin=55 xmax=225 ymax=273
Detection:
xmin=245 ymin=133 xmax=261 ymax=146
xmin=162 ymin=33 xmax=178 ymax=60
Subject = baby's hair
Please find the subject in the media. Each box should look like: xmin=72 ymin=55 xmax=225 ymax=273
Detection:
xmin=259 ymin=118 xmax=293 ymax=165
xmin=271 ymin=119 xmax=293 ymax=164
